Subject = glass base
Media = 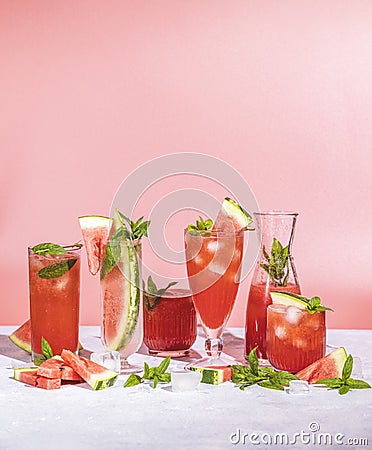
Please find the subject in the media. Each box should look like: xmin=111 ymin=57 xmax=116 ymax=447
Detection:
xmin=120 ymin=359 xmax=142 ymax=375
xmin=148 ymin=348 xmax=190 ymax=358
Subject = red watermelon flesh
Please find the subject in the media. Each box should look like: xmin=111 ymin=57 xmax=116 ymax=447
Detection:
xmin=14 ymin=367 xmax=61 ymax=390
xmin=296 ymin=347 xmax=347 ymax=384
xmin=9 ymin=320 xmax=31 ymax=353
xmin=61 ymin=350 xmax=118 ymax=390
xmin=37 ymin=356 xmax=83 ymax=381
xmin=78 ymin=215 xmax=113 ymax=275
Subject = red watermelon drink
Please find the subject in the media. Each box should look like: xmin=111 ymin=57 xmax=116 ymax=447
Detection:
xmin=185 ymin=198 xmax=253 ymax=368
xmin=28 ymin=243 xmax=81 ymax=362
xmin=245 ymin=282 xmax=301 ymax=359
xmin=266 ymin=291 xmax=331 ymax=372
xmin=143 ymin=286 xmax=197 ymax=357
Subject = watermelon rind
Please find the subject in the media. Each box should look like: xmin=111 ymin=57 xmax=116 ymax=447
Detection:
xmin=9 ymin=321 xmax=32 ymax=354
xmin=296 ymin=347 xmax=347 ymax=383
xmin=14 ymin=367 xmax=39 ymax=381
xmin=270 ymin=291 xmax=308 ymax=310
xmin=189 ymin=366 xmax=231 ymax=385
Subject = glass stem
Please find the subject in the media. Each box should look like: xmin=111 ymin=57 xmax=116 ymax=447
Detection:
xmin=205 ymin=338 xmax=223 ymax=359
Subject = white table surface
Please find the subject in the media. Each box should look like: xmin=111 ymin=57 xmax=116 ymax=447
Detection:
xmin=1 ymin=327 xmax=371 ymax=450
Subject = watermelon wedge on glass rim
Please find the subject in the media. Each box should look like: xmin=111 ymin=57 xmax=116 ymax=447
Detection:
xmin=79 ymin=211 xmax=149 ymax=374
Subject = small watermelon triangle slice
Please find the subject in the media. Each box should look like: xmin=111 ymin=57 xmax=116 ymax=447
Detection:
xmin=296 ymin=347 xmax=347 ymax=384
xmin=78 ymin=215 xmax=113 ymax=275
xmin=214 ymin=197 xmax=253 ymax=232
xmin=9 ymin=320 xmax=31 ymax=353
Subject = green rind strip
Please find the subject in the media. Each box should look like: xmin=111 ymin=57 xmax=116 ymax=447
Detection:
xmin=189 ymin=367 xmax=224 ymax=385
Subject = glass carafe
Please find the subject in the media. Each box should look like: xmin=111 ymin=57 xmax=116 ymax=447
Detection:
xmin=245 ymin=212 xmax=301 ymax=360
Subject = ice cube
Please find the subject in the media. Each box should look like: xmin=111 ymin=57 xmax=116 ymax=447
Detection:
xmin=207 ymin=240 xmax=218 ymax=252
xmin=351 ymin=356 xmax=363 ymax=379
xmin=286 ymin=380 xmax=310 ymax=394
xmin=286 ymin=306 xmax=301 ymax=325
xmin=208 ymin=261 xmax=226 ymax=275
xmin=275 ymin=326 xmax=286 ymax=339
xmin=90 ymin=351 xmax=121 ymax=373
xmin=171 ymin=369 xmax=202 ymax=392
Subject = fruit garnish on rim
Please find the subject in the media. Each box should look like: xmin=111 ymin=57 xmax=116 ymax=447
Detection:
xmin=78 ymin=215 xmax=113 ymax=275
xmin=214 ymin=197 xmax=254 ymax=232
xmin=270 ymin=291 xmax=334 ymax=314
xmin=143 ymin=276 xmax=178 ymax=312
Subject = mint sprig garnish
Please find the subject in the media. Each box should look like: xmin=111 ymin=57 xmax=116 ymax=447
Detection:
xmin=187 ymin=216 xmax=213 ymax=233
xmin=38 ymin=259 xmax=77 ymax=279
xmin=41 ymin=337 xmax=53 ymax=360
xmin=143 ymin=276 xmax=178 ymax=312
xmin=124 ymin=356 xmax=171 ymax=389
xmin=275 ymin=291 xmax=334 ymax=314
xmin=261 ymin=238 xmax=290 ymax=287
xmin=231 ymin=347 xmax=299 ymax=391
xmin=116 ymin=210 xmax=150 ymax=242
xmin=32 ymin=242 xmax=82 ymax=256
xmin=316 ymin=354 xmax=371 ymax=395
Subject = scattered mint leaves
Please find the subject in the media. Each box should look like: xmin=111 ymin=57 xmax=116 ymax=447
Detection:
xmin=41 ymin=337 xmax=53 ymax=360
xmin=143 ymin=276 xmax=178 ymax=312
xmin=124 ymin=356 xmax=171 ymax=389
xmin=261 ymin=238 xmax=290 ymax=287
xmin=187 ymin=216 xmax=213 ymax=233
xmin=38 ymin=259 xmax=77 ymax=279
xmin=316 ymin=354 xmax=371 ymax=395
xmin=231 ymin=347 xmax=299 ymax=391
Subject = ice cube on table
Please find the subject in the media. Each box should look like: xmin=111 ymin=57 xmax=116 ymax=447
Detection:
xmin=286 ymin=380 xmax=310 ymax=394
xmin=352 ymin=356 xmax=363 ymax=378
xmin=286 ymin=306 xmax=302 ymax=325
xmin=90 ymin=351 xmax=121 ymax=373
xmin=171 ymin=369 xmax=202 ymax=392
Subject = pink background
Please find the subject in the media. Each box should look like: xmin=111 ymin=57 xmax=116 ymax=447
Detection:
xmin=1 ymin=1 xmax=371 ymax=329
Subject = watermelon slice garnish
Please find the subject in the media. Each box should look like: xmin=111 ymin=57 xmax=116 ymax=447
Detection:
xmin=78 ymin=215 xmax=113 ymax=275
xmin=296 ymin=347 xmax=347 ymax=384
xmin=214 ymin=197 xmax=253 ymax=232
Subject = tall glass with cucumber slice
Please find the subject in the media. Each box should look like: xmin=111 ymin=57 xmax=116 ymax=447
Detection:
xmin=245 ymin=212 xmax=301 ymax=360
xmin=79 ymin=212 xmax=149 ymax=374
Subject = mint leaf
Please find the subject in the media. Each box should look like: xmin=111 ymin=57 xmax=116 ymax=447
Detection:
xmin=187 ymin=216 xmax=213 ymax=232
xmin=342 ymin=355 xmax=353 ymax=381
xmin=144 ymin=278 xmax=178 ymax=312
xmin=41 ymin=337 xmax=53 ymax=359
xmin=247 ymin=347 xmax=259 ymax=376
xmin=147 ymin=276 xmax=158 ymax=295
xmin=315 ymin=378 xmax=342 ymax=388
xmin=258 ymin=381 xmax=284 ymax=391
xmin=116 ymin=210 xmax=150 ymax=242
xmin=346 ymin=379 xmax=371 ymax=389
xmin=124 ymin=374 xmax=142 ymax=387
xmin=339 ymin=385 xmax=350 ymax=395
xmin=32 ymin=243 xmax=66 ymax=256
xmin=100 ymin=228 xmax=124 ymax=280
xmin=156 ymin=281 xmax=178 ymax=298
xmin=38 ymin=259 xmax=77 ymax=279
xmin=261 ymin=238 xmax=290 ymax=286
xmin=157 ymin=356 xmax=171 ymax=374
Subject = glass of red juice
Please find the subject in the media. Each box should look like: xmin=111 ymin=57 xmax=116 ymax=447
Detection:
xmin=28 ymin=244 xmax=81 ymax=362
xmin=143 ymin=288 xmax=197 ymax=357
xmin=266 ymin=304 xmax=326 ymax=372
